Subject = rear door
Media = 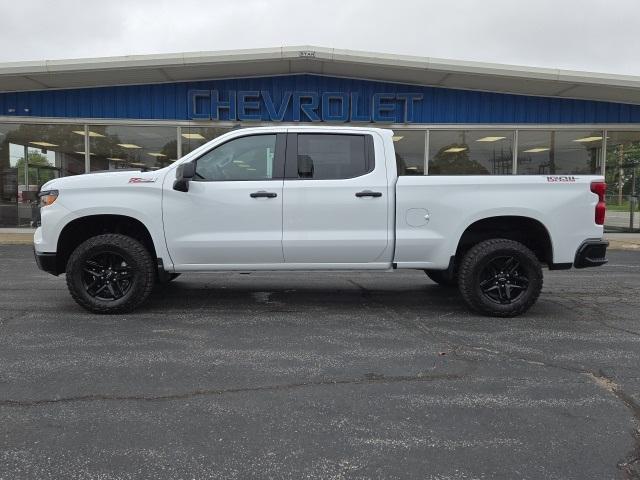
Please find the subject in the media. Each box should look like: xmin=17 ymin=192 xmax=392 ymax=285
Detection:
xmin=282 ymin=131 xmax=391 ymax=265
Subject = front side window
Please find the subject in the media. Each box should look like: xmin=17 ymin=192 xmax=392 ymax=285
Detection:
xmin=295 ymin=134 xmax=370 ymax=180
xmin=194 ymin=134 xmax=277 ymax=181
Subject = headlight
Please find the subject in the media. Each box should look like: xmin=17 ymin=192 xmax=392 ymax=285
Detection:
xmin=39 ymin=190 xmax=59 ymax=207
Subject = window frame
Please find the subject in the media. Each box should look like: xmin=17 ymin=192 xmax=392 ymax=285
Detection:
xmin=284 ymin=132 xmax=375 ymax=180
xmin=190 ymin=132 xmax=287 ymax=182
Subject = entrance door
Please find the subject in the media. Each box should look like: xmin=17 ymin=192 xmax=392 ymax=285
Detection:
xmin=163 ymin=133 xmax=286 ymax=268
xmin=282 ymin=131 xmax=391 ymax=265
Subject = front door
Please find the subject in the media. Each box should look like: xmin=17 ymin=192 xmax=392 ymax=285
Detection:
xmin=163 ymin=133 xmax=286 ymax=268
xmin=282 ymin=131 xmax=391 ymax=265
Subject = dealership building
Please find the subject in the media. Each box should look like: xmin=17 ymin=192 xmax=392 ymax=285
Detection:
xmin=1 ymin=46 xmax=639 ymax=231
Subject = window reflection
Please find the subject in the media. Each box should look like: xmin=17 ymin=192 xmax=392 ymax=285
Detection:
xmin=429 ymin=130 xmax=514 ymax=175
xmin=394 ymin=131 xmax=425 ymax=175
xmin=604 ymin=131 xmax=640 ymax=232
xmin=181 ymin=127 xmax=231 ymax=155
xmin=0 ymin=123 xmax=84 ymax=227
xmin=88 ymin=125 xmax=178 ymax=172
xmin=517 ymin=130 xmax=602 ymax=175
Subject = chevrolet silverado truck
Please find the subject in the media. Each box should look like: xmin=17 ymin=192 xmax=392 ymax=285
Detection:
xmin=33 ymin=126 xmax=608 ymax=317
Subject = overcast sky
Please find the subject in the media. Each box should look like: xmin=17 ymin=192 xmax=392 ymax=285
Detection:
xmin=1 ymin=0 xmax=639 ymax=75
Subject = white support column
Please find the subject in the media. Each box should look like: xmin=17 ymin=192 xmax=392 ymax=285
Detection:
xmin=424 ymin=129 xmax=430 ymax=175
xmin=601 ymin=129 xmax=607 ymax=176
xmin=513 ymin=130 xmax=519 ymax=175
xmin=84 ymin=124 xmax=90 ymax=173
xmin=177 ymin=126 xmax=183 ymax=159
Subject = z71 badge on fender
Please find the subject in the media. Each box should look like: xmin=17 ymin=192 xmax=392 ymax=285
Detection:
xmin=128 ymin=177 xmax=156 ymax=184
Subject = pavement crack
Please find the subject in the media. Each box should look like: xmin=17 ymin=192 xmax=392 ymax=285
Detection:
xmin=0 ymin=372 xmax=464 ymax=408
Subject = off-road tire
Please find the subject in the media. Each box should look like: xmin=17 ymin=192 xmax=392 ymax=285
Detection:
xmin=458 ymin=238 xmax=543 ymax=317
xmin=424 ymin=269 xmax=457 ymax=287
xmin=66 ymin=234 xmax=155 ymax=314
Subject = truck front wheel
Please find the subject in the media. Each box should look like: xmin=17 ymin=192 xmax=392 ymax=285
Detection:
xmin=458 ymin=239 xmax=543 ymax=317
xmin=65 ymin=234 xmax=156 ymax=314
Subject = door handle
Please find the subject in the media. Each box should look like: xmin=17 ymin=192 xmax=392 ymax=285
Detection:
xmin=250 ymin=191 xmax=277 ymax=198
xmin=355 ymin=190 xmax=382 ymax=198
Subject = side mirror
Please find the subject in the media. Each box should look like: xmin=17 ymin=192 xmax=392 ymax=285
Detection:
xmin=173 ymin=162 xmax=196 ymax=192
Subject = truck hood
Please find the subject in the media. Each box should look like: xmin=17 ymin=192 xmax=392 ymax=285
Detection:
xmin=41 ymin=169 xmax=166 ymax=191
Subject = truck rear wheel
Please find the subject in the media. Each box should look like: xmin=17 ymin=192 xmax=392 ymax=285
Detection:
xmin=458 ymin=239 xmax=542 ymax=317
xmin=424 ymin=269 xmax=457 ymax=287
xmin=65 ymin=234 xmax=155 ymax=314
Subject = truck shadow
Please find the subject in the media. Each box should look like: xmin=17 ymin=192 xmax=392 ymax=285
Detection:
xmin=143 ymin=277 xmax=467 ymax=315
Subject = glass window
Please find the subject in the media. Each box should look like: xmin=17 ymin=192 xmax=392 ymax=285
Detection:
xmin=394 ymin=131 xmax=425 ymax=175
xmin=429 ymin=130 xmax=514 ymax=175
xmin=604 ymin=131 xmax=640 ymax=232
xmin=88 ymin=125 xmax=178 ymax=172
xmin=0 ymin=123 xmax=84 ymax=227
xmin=194 ymin=135 xmax=277 ymax=181
xmin=181 ymin=127 xmax=231 ymax=155
xmin=517 ymin=130 xmax=602 ymax=175
xmin=295 ymin=134 xmax=369 ymax=180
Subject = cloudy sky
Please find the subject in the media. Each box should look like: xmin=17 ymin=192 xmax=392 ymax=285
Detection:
xmin=1 ymin=0 xmax=639 ymax=75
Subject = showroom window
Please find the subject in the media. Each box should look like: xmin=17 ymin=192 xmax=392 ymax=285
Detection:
xmin=517 ymin=130 xmax=603 ymax=175
xmin=394 ymin=131 xmax=426 ymax=175
xmin=88 ymin=125 xmax=178 ymax=172
xmin=604 ymin=131 xmax=640 ymax=232
xmin=429 ymin=130 xmax=514 ymax=175
xmin=181 ymin=126 xmax=231 ymax=155
xmin=0 ymin=123 xmax=84 ymax=227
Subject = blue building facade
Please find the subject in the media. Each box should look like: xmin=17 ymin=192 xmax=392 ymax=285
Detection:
xmin=2 ymin=74 xmax=640 ymax=124
xmin=1 ymin=73 xmax=639 ymax=230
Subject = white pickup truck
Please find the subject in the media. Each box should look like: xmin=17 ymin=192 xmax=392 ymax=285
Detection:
xmin=34 ymin=126 xmax=608 ymax=317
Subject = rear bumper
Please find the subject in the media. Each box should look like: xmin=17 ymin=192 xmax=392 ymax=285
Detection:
xmin=574 ymin=239 xmax=608 ymax=269
xmin=34 ymin=249 xmax=60 ymax=276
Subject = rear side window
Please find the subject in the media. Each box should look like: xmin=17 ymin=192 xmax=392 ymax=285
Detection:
xmin=293 ymin=134 xmax=372 ymax=180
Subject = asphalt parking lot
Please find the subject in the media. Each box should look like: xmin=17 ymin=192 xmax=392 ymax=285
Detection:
xmin=1 ymin=245 xmax=639 ymax=480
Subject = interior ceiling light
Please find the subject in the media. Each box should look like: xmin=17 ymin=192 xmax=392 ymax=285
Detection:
xmin=129 ymin=162 xmax=146 ymax=167
xmin=392 ymin=136 xmax=404 ymax=142
xmin=573 ymin=136 xmax=603 ymax=142
xmin=74 ymin=151 xmax=95 ymax=156
xmin=181 ymin=133 xmax=206 ymax=140
xmin=476 ymin=136 xmax=506 ymax=142
xmin=444 ymin=147 xmax=467 ymax=153
xmin=107 ymin=157 xmax=125 ymax=162
xmin=523 ymin=147 xmax=550 ymax=153
xmin=117 ymin=143 xmax=142 ymax=149
xmin=147 ymin=152 xmax=167 ymax=157
xmin=72 ymin=130 xmax=105 ymax=137
xmin=30 ymin=141 xmax=58 ymax=147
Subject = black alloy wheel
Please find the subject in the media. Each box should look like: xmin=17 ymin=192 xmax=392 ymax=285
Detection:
xmin=82 ymin=252 xmax=134 ymax=301
xmin=478 ymin=255 xmax=529 ymax=304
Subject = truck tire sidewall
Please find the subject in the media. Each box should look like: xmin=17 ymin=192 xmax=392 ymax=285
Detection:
xmin=66 ymin=235 xmax=154 ymax=313
xmin=460 ymin=240 xmax=542 ymax=317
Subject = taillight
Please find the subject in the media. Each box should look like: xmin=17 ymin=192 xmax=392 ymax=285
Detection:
xmin=590 ymin=181 xmax=606 ymax=225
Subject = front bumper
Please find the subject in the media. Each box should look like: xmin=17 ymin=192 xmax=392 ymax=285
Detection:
xmin=574 ymin=239 xmax=608 ymax=268
xmin=34 ymin=249 xmax=60 ymax=276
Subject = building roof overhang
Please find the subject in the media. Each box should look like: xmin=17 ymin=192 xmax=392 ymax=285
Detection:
xmin=1 ymin=45 xmax=639 ymax=104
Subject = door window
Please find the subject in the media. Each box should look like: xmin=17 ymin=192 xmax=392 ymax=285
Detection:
xmin=194 ymin=134 xmax=277 ymax=181
xmin=293 ymin=134 xmax=372 ymax=180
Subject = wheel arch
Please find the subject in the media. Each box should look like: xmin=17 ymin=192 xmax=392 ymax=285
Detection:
xmin=56 ymin=214 xmax=158 ymax=274
xmin=454 ymin=215 xmax=554 ymax=267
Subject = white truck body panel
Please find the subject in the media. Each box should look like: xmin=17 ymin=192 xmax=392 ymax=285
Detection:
xmin=34 ymin=125 xmax=604 ymax=274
